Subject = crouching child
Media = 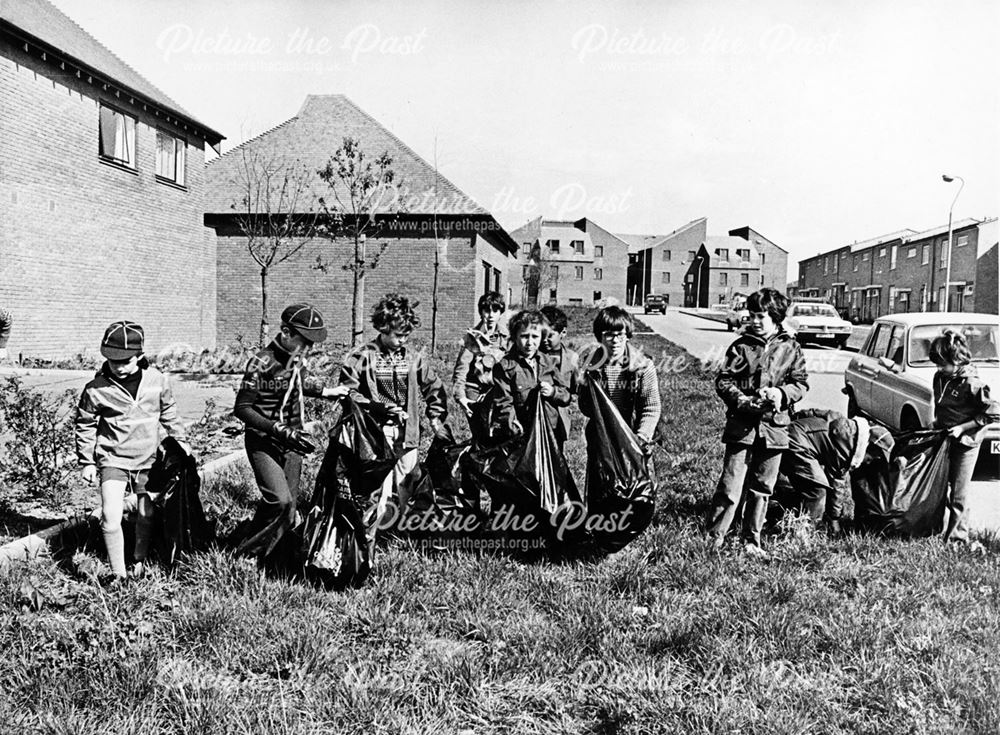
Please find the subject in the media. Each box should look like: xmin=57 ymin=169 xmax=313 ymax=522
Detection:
xmin=75 ymin=321 xmax=187 ymax=580
xmin=706 ymin=288 xmax=808 ymax=556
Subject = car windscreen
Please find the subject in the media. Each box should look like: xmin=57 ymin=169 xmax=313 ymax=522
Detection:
xmin=791 ymin=304 xmax=839 ymax=318
xmin=909 ymin=323 xmax=1000 ymax=366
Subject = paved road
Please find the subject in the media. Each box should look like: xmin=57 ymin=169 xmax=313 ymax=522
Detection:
xmin=639 ymin=309 xmax=851 ymax=415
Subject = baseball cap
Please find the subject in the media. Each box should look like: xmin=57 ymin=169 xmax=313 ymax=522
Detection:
xmin=101 ymin=321 xmax=145 ymax=360
xmin=281 ymin=303 xmax=328 ymax=343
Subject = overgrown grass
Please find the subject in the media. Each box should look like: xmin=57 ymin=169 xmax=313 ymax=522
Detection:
xmin=2 ymin=308 xmax=999 ymax=734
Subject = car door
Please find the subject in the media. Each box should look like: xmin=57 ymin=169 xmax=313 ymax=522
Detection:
xmin=870 ymin=324 xmax=906 ymax=429
xmin=849 ymin=322 xmax=892 ymax=417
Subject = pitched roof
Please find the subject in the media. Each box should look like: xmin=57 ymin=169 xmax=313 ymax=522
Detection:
xmin=204 ymin=95 xmax=488 ymax=217
xmin=849 ymin=228 xmax=918 ymax=253
xmin=0 ymin=0 xmax=222 ymax=143
xmin=617 ymin=217 xmax=708 ymax=254
xmin=901 ymin=217 xmax=983 ymax=243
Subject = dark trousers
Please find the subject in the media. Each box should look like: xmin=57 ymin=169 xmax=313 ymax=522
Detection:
xmin=774 ymin=452 xmax=840 ymax=522
xmin=707 ymin=441 xmax=783 ymax=546
xmin=944 ymin=438 xmax=979 ymax=543
xmin=467 ymin=403 xmax=492 ymax=446
xmin=238 ymin=433 xmax=302 ymax=557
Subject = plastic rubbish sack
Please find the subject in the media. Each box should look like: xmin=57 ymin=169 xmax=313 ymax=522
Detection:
xmin=466 ymin=393 xmax=584 ymax=541
xmin=148 ymin=436 xmax=216 ymax=565
xmin=582 ymin=379 xmax=656 ymax=552
xmin=852 ymin=430 xmax=949 ymax=537
xmin=299 ymin=469 xmax=371 ymax=590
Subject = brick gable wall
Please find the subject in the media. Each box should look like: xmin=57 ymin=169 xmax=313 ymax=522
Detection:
xmin=0 ymin=39 xmax=216 ymax=359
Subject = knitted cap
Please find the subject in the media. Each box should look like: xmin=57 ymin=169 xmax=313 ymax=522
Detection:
xmin=100 ymin=321 xmax=144 ymax=360
xmin=281 ymin=303 xmax=328 ymax=343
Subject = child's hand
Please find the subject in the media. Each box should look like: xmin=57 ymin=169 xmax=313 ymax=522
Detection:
xmin=757 ymin=387 xmax=783 ymax=407
xmin=539 ymin=381 xmax=555 ymax=398
xmin=509 ymin=418 xmax=524 ymax=438
xmin=323 ymin=385 xmax=350 ymax=400
xmin=947 ymin=425 xmax=967 ymax=439
xmin=457 ymin=396 xmax=474 ymax=417
xmin=387 ymin=405 xmax=408 ymax=423
xmin=81 ymin=465 xmax=98 ymax=484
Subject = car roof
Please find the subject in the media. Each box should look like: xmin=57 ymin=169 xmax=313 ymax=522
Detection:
xmin=871 ymin=312 xmax=999 ymax=327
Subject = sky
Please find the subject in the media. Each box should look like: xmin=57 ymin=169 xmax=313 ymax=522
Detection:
xmin=50 ymin=0 xmax=999 ymax=277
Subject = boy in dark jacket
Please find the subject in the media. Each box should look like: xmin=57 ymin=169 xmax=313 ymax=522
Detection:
xmin=234 ymin=303 xmax=346 ymax=556
xmin=451 ymin=291 xmax=508 ymax=445
xmin=540 ymin=305 xmax=579 ymax=441
xmin=491 ymin=310 xmax=571 ymax=446
xmin=706 ymin=288 xmax=809 ymax=555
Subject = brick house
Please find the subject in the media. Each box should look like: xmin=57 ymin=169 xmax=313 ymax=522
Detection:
xmin=0 ymin=0 xmax=224 ymax=359
xmin=624 ymin=219 xmax=789 ymax=307
xmin=797 ymin=218 xmax=998 ymax=321
xmin=205 ymin=95 xmax=516 ymax=349
xmin=507 ymin=217 xmax=628 ymax=307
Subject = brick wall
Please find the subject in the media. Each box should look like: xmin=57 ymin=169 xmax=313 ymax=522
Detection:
xmin=0 ymin=39 xmax=216 ymax=359
xmin=214 ymin=228 xmax=485 ymax=355
xmin=975 ymin=243 xmax=998 ymax=314
xmin=650 ymin=219 xmax=707 ymax=306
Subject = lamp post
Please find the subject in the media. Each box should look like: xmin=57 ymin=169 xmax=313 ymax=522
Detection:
xmin=693 ymin=254 xmax=704 ymax=308
xmin=941 ymin=174 xmax=964 ymax=312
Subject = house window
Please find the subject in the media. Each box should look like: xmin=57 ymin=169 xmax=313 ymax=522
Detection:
xmin=550 ymin=265 xmax=559 ymax=279
xmin=890 ymin=245 xmax=897 ymax=270
xmin=908 ymin=247 xmax=916 ymax=258
xmin=853 ymin=257 xmax=859 ymax=272
xmin=522 ymin=265 xmax=530 ymax=280
xmin=572 ymin=240 xmax=584 ymax=255
xmin=759 ymin=274 xmax=765 ymax=285
xmin=740 ymin=272 xmax=749 ymax=287
xmin=547 ymin=239 xmax=560 ymax=254
xmin=594 ymin=268 xmax=603 ymax=280
xmin=522 ymin=242 xmax=532 ymax=255
xmin=661 ymin=272 xmax=670 ymax=284
xmin=824 ymin=258 xmax=829 ymax=275
xmin=833 ymin=253 xmax=839 ymax=272
xmin=155 ymin=130 xmax=186 ymax=185
xmin=716 ymin=248 xmax=729 ymax=261
xmin=569 ymin=298 xmax=583 ymax=306
xmin=687 ymin=250 xmax=696 ymax=262
xmin=940 ymin=242 xmax=948 ymax=268
xmin=99 ymin=104 xmax=136 ymax=168
xmin=957 ymin=234 xmax=968 ymax=247
xmin=719 ymin=272 xmax=728 ymax=286
xmin=483 ymin=262 xmax=501 ymax=295
xmin=760 ymin=253 xmax=766 ymax=264
xmin=921 ymin=244 xmax=929 ymax=264
xmin=549 ymin=288 xmax=557 ymax=302
xmin=594 ymin=245 xmax=604 ymax=257
xmin=862 ymin=252 xmax=869 ymax=261
xmin=574 ymin=265 xmax=583 ymax=280
xmin=593 ymin=291 xmax=602 ymax=303
xmin=662 ymin=250 xmax=671 ymax=261
xmin=878 ymin=247 xmax=886 ymax=257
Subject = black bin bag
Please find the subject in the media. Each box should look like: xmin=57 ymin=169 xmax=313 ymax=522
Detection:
xmin=852 ymin=430 xmax=950 ymax=538
xmin=466 ymin=394 xmax=585 ymax=543
xmin=582 ymin=380 xmax=656 ymax=552
xmin=148 ymin=436 xmax=216 ymax=566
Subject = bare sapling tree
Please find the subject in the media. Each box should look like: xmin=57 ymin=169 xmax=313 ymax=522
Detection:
xmin=232 ymin=145 xmax=318 ymax=346
xmin=315 ymin=137 xmax=399 ymax=347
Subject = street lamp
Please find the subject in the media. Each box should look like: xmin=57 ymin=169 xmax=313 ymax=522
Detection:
xmin=941 ymin=174 xmax=965 ymax=312
xmin=693 ymin=254 xmax=704 ymax=308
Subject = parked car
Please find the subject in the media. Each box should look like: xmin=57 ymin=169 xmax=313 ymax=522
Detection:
xmin=785 ymin=301 xmax=853 ymax=348
xmin=725 ymin=297 xmax=749 ymax=331
xmin=843 ymin=312 xmax=1000 ymax=473
xmin=643 ymin=293 xmax=667 ymax=314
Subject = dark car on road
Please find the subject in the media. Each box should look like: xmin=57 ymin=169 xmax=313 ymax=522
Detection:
xmin=643 ymin=294 xmax=667 ymax=314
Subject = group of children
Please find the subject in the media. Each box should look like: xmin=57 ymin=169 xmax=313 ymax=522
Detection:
xmin=73 ymin=286 xmax=996 ymax=579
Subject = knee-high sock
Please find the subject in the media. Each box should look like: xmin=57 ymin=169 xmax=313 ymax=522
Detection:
xmin=101 ymin=479 xmax=127 ymax=577
xmin=101 ymin=521 xmax=127 ymax=576
xmin=134 ymin=495 xmax=154 ymax=562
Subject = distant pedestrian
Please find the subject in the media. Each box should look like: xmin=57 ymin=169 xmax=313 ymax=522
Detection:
xmin=540 ymin=305 xmax=579 ymax=442
xmin=451 ymin=291 xmax=508 ymax=446
xmin=75 ymin=321 xmax=187 ymax=580
xmin=0 ymin=307 xmax=12 ymax=362
xmin=233 ymin=304 xmax=347 ymax=558
xmin=705 ymin=288 xmax=809 ymax=557
xmin=930 ymin=330 xmax=1000 ymax=545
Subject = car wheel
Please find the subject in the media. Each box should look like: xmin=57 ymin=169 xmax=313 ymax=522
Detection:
xmin=846 ymin=390 xmax=859 ymax=418
xmin=900 ymin=408 xmax=922 ymax=432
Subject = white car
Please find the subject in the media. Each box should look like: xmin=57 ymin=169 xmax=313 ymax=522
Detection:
xmin=725 ymin=298 xmax=749 ymax=332
xmin=843 ymin=313 xmax=1000 ymax=471
xmin=785 ymin=301 xmax=853 ymax=348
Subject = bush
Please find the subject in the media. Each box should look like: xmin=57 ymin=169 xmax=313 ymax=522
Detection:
xmin=0 ymin=377 xmax=77 ymax=501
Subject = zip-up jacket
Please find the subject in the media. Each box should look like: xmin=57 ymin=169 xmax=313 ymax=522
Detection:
xmin=234 ymin=339 xmax=325 ymax=441
xmin=933 ymin=364 xmax=1000 ymax=430
xmin=715 ymin=329 xmax=809 ymax=448
xmin=75 ymin=365 xmax=185 ymax=470
xmin=578 ymin=343 xmax=661 ymax=441
xmin=491 ymin=351 xmax=571 ymax=442
xmin=542 ymin=343 xmax=580 ymax=440
xmin=451 ymin=322 xmax=509 ymax=404
xmin=338 ymin=340 xmax=447 ymax=449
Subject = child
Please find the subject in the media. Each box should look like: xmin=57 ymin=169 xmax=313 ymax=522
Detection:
xmin=540 ymin=305 xmax=580 ymax=442
xmin=234 ymin=303 xmax=346 ymax=557
xmin=930 ymin=330 xmax=1000 ymax=545
xmin=491 ymin=310 xmax=571 ymax=446
xmin=578 ymin=306 xmax=662 ymax=474
xmin=76 ymin=321 xmax=186 ymax=579
xmin=706 ymin=288 xmax=808 ymax=556
xmin=338 ymin=294 xmax=449 ymax=534
xmin=451 ymin=291 xmax=508 ymax=445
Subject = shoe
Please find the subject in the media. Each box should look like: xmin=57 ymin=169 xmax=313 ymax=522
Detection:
xmin=743 ymin=542 xmax=769 ymax=560
xmin=968 ymin=541 xmax=986 ymax=555
xmin=128 ymin=562 xmax=146 ymax=579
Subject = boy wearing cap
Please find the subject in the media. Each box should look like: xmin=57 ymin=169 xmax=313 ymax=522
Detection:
xmin=234 ymin=303 xmax=347 ymax=557
xmin=75 ymin=320 xmax=187 ymax=580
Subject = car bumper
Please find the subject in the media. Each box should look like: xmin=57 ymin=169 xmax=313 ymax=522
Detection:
xmin=799 ymin=330 xmax=851 ymax=340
